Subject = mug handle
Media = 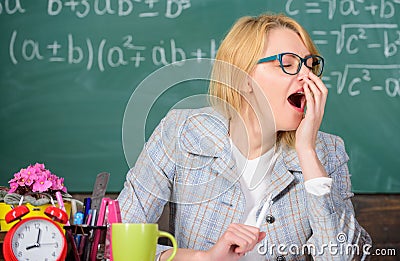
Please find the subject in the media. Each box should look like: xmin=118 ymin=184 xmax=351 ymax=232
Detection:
xmin=158 ymin=231 xmax=177 ymax=261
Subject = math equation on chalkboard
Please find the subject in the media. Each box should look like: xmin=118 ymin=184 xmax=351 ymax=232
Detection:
xmin=1 ymin=0 xmax=399 ymax=99
xmin=1 ymin=0 xmax=399 ymax=193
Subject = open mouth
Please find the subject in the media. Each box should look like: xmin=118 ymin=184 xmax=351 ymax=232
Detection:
xmin=287 ymin=92 xmax=305 ymax=110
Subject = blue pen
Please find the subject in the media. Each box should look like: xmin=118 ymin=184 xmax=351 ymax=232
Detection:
xmin=73 ymin=212 xmax=84 ymax=248
xmin=83 ymin=198 xmax=91 ymax=223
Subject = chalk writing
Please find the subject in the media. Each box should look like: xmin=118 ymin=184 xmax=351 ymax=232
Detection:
xmin=286 ymin=0 xmax=400 ymax=20
xmin=0 ymin=0 xmax=25 ymax=14
xmin=8 ymin=30 xmax=216 ymax=72
xmin=283 ymin=0 xmax=399 ymax=99
xmin=322 ymin=64 xmax=400 ymax=97
xmin=1 ymin=0 xmax=399 ymax=99
xmin=0 ymin=0 xmax=190 ymax=18
xmin=312 ymin=24 xmax=400 ymax=56
xmin=46 ymin=0 xmax=190 ymax=18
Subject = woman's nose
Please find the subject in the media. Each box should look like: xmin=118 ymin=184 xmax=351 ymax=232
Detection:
xmin=297 ymin=65 xmax=311 ymax=80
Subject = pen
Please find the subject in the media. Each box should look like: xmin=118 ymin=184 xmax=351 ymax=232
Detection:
xmin=79 ymin=234 xmax=87 ymax=259
xmin=84 ymin=197 xmax=91 ymax=222
xmin=73 ymin=212 xmax=84 ymax=248
xmin=256 ymin=194 xmax=273 ymax=228
xmin=71 ymin=199 xmax=78 ymax=218
xmin=86 ymin=210 xmax=92 ymax=226
xmin=90 ymin=209 xmax=97 ymax=226
xmin=55 ymin=191 xmax=70 ymax=225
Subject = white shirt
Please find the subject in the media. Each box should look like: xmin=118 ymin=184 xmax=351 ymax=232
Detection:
xmin=231 ymin=142 xmax=332 ymax=260
xmin=232 ymin=143 xmax=278 ymax=227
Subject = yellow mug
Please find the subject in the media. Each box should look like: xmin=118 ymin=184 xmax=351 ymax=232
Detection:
xmin=112 ymin=223 xmax=177 ymax=261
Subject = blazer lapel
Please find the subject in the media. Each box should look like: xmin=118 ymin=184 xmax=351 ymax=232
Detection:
xmin=266 ymin=138 xmax=331 ymax=200
xmin=282 ymin=138 xmax=330 ymax=173
xmin=266 ymin=151 xmax=296 ymax=200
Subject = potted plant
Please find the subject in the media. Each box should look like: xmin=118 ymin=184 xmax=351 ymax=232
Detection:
xmin=0 ymin=163 xmax=72 ymax=231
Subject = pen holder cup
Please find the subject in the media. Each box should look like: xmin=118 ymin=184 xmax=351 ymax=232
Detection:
xmin=64 ymin=225 xmax=107 ymax=261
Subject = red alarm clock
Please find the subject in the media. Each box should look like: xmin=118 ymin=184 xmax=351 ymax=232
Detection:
xmin=2 ymin=204 xmax=68 ymax=261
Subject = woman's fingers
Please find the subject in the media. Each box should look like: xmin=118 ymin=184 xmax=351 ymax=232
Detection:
xmin=307 ymin=72 xmax=328 ymax=110
xmin=229 ymin=224 xmax=261 ymax=253
xmin=309 ymin=72 xmax=328 ymax=96
xmin=206 ymin=223 xmax=265 ymax=261
xmin=221 ymin=224 xmax=263 ymax=254
xmin=303 ymin=82 xmax=314 ymax=115
xmin=295 ymin=72 xmax=328 ymax=152
xmin=258 ymin=231 xmax=266 ymax=242
xmin=302 ymin=72 xmax=327 ymax=119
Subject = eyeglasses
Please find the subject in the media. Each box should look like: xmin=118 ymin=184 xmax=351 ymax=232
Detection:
xmin=257 ymin=52 xmax=324 ymax=77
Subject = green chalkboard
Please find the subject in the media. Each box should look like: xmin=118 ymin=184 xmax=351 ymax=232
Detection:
xmin=1 ymin=1 xmax=399 ymax=193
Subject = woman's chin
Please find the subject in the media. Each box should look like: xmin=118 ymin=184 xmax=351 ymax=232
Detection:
xmin=277 ymin=118 xmax=302 ymax=132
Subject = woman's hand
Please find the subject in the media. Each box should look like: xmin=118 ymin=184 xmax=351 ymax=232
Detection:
xmin=295 ymin=72 xmax=329 ymax=181
xmin=203 ymin=223 xmax=266 ymax=261
xmin=295 ymin=71 xmax=328 ymax=153
xmin=160 ymin=224 xmax=265 ymax=261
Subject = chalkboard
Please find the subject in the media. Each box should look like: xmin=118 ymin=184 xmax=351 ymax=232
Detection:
xmin=1 ymin=0 xmax=399 ymax=193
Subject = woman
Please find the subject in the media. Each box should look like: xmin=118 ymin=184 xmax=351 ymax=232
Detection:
xmin=118 ymin=14 xmax=371 ymax=260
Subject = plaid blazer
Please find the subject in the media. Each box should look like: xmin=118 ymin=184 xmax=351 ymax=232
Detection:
xmin=117 ymin=107 xmax=371 ymax=260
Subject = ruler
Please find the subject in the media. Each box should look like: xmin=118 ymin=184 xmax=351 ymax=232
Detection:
xmin=83 ymin=172 xmax=110 ymax=261
xmin=90 ymin=172 xmax=110 ymax=223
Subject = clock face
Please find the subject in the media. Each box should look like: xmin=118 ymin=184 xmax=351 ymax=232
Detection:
xmin=10 ymin=218 xmax=65 ymax=261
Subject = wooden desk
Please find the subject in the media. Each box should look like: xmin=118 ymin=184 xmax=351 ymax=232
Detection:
xmin=70 ymin=193 xmax=400 ymax=261
xmin=0 ymin=231 xmax=5 ymax=260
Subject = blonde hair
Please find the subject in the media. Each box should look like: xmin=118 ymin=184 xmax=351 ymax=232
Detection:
xmin=208 ymin=13 xmax=321 ymax=147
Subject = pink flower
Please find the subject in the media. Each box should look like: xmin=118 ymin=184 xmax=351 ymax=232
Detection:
xmin=53 ymin=177 xmax=67 ymax=193
xmin=8 ymin=162 xmax=68 ymax=195
xmin=33 ymin=163 xmax=45 ymax=170
xmin=24 ymin=176 xmax=36 ymax=186
xmin=25 ymin=165 xmax=35 ymax=174
xmin=19 ymin=168 xmax=29 ymax=176
xmin=8 ymin=172 xmax=21 ymax=183
xmin=42 ymin=169 xmax=51 ymax=178
xmin=8 ymin=182 xmax=19 ymax=193
xmin=16 ymin=177 xmax=27 ymax=187
xmin=21 ymin=168 xmax=37 ymax=184
xmin=32 ymin=175 xmax=52 ymax=192
xmin=48 ymin=174 xmax=58 ymax=189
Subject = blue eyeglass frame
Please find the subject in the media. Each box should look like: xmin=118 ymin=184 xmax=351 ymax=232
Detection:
xmin=257 ymin=52 xmax=325 ymax=77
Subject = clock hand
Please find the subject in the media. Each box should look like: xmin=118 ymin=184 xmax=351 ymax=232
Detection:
xmin=40 ymin=242 xmax=59 ymax=247
xmin=36 ymin=228 xmax=42 ymax=244
xmin=26 ymin=228 xmax=42 ymax=250
xmin=26 ymin=243 xmax=40 ymax=250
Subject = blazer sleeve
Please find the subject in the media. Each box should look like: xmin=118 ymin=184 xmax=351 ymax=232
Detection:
xmin=305 ymin=135 xmax=372 ymax=261
xmin=117 ymin=110 xmax=180 ymax=257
